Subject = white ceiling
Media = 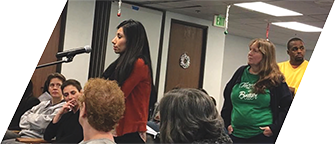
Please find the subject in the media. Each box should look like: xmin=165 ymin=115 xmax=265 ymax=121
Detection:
xmin=122 ymin=0 xmax=334 ymax=50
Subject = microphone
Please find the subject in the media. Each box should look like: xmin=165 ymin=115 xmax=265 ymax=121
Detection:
xmin=56 ymin=45 xmax=92 ymax=58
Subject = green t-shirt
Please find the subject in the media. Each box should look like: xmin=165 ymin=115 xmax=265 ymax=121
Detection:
xmin=231 ymin=67 xmax=273 ymax=138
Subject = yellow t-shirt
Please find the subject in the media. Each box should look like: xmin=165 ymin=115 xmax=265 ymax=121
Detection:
xmin=278 ymin=60 xmax=309 ymax=95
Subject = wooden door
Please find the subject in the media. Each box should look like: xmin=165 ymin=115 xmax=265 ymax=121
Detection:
xmin=164 ymin=20 xmax=207 ymax=92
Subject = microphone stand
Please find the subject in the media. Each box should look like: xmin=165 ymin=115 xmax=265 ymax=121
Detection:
xmin=36 ymin=55 xmax=75 ymax=69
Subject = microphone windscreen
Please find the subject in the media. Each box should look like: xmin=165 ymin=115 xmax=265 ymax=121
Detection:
xmin=84 ymin=45 xmax=92 ymax=53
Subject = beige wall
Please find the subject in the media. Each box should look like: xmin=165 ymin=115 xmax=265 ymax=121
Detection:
xmin=61 ymin=0 xmax=95 ymax=86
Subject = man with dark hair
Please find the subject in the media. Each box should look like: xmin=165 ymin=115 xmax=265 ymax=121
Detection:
xmin=278 ymin=37 xmax=309 ymax=97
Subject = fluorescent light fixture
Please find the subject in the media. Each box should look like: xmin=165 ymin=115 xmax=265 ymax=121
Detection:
xmin=234 ymin=2 xmax=303 ymax=17
xmin=272 ymin=22 xmax=322 ymax=32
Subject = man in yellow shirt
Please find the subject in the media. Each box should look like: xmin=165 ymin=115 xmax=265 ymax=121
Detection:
xmin=278 ymin=38 xmax=309 ymax=98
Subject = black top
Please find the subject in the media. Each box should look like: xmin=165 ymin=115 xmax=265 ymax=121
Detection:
xmin=8 ymin=96 xmax=40 ymax=130
xmin=44 ymin=110 xmax=83 ymax=143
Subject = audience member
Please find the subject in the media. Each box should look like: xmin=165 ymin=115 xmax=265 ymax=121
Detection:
xmin=2 ymin=73 xmax=66 ymax=143
xmin=221 ymin=38 xmax=292 ymax=143
xmin=78 ymin=78 xmax=125 ymax=144
xmin=198 ymin=88 xmax=217 ymax=106
xmin=44 ymin=79 xmax=83 ymax=143
xmin=8 ymin=80 xmax=40 ymax=131
xmin=278 ymin=37 xmax=309 ymax=97
xmin=159 ymin=88 xmax=233 ymax=143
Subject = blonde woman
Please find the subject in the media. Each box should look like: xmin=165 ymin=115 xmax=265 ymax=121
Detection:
xmin=221 ymin=38 xmax=293 ymax=143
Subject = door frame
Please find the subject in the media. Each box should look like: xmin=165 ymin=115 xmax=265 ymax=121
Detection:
xmin=56 ymin=2 xmax=68 ymax=72
xmin=164 ymin=19 xmax=208 ymax=92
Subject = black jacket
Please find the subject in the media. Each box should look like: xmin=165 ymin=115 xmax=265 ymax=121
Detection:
xmin=44 ymin=110 xmax=83 ymax=143
xmin=8 ymin=96 xmax=40 ymax=130
xmin=220 ymin=65 xmax=292 ymax=141
xmin=192 ymin=132 xmax=233 ymax=144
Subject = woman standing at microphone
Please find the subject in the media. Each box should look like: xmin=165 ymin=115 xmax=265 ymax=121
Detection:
xmin=102 ymin=19 xmax=155 ymax=143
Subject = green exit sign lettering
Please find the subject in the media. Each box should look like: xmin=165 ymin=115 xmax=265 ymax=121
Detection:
xmin=213 ymin=15 xmax=225 ymax=28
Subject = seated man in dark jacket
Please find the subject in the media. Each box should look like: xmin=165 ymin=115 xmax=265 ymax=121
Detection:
xmin=43 ymin=79 xmax=83 ymax=143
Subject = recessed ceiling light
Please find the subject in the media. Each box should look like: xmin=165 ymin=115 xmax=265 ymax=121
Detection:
xmin=272 ymin=22 xmax=322 ymax=32
xmin=234 ymin=2 xmax=303 ymax=17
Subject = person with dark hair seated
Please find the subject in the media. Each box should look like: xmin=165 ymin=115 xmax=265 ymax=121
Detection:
xmin=43 ymin=79 xmax=84 ymax=143
xmin=8 ymin=80 xmax=40 ymax=131
xmin=2 ymin=73 xmax=66 ymax=144
xmin=159 ymin=88 xmax=233 ymax=143
xmin=198 ymin=88 xmax=217 ymax=106
xmin=146 ymin=102 xmax=160 ymax=144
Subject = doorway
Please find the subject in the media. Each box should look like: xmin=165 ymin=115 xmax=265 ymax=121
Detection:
xmin=164 ymin=19 xmax=207 ymax=92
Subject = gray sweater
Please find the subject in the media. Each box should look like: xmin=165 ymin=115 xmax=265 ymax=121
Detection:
xmin=19 ymin=100 xmax=65 ymax=138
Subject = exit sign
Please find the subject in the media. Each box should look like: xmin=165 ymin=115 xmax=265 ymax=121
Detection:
xmin=213 ymin=15 xmax=225 ymax=28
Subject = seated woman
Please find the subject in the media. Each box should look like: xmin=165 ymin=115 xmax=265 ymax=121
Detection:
xmin=146 ymin=102 xmax=160 ymax=144
xmin=8 ymin=80 xmax=40 ymax=131
xmin=159 ymin=88 xmax=233 ymax=143
xmin=78 ymin=78 xmax=125 ymax=144
xmin=198 ymin=88 xmax=217 ymax=106
xmin=43 ymin=79 xmax=83 ymax=143
xmin=2 ymin=73 xmax=66 ymax=144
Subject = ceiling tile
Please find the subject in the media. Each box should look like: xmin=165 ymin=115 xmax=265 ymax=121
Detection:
xmin=267 ymin=1 xmax=331 ymax=15
xmin=142 ymin=3 xmax=175 ymax=9
xmin=178 ymin=0 xmax=226 ymax=7
xmin=147 ymin=1 xmax=200 ymax=8
xmin=122 ymin=0 xmax=332 ymax=50
xmin=309 ymin=14 xmax=330 ymax=21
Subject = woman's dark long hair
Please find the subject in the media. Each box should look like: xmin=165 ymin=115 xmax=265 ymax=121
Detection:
xmin=102 ymin=19 xmax=157 ymax=119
